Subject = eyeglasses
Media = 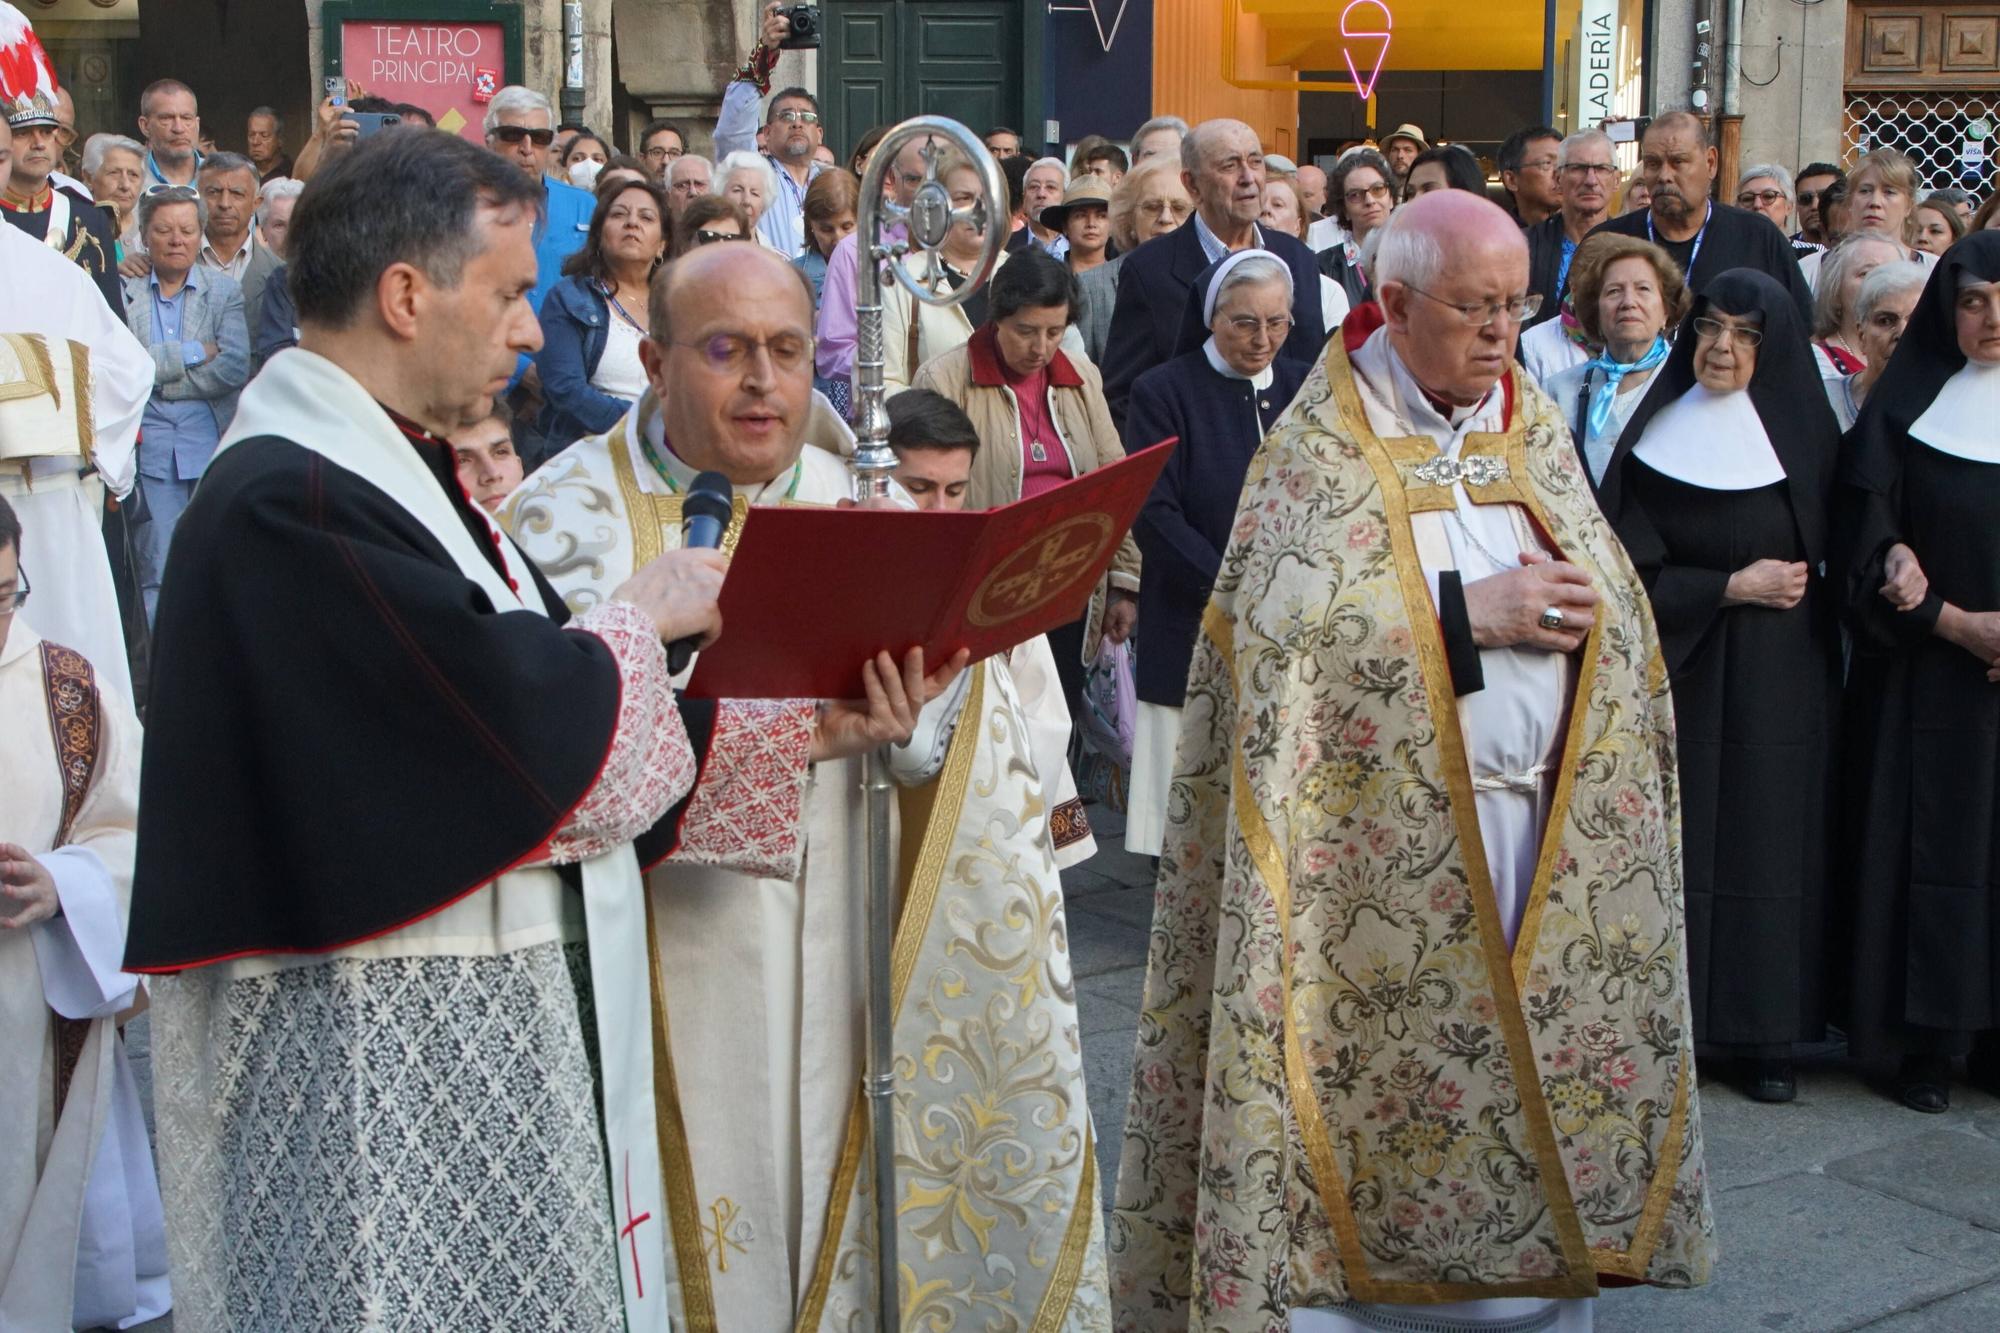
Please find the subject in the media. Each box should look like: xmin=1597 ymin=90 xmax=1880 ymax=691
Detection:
xmin=1224 ymin=314 xmax=1294 ymax=339
xmin=143 ymin=183 xmax=199 ymax=199
xmin=642 ymin=145 xmax=685 ymax=162
xmin=1736 ymin=188 xmax=1786 ymax=207
xmin=1519 ymin=156 xmax=1560 ymax=173
xmin=1406 ymin=286 xmax=1543 ymax=328
xmin=1343 ymin=182 xmax=1392 ymax=205
xmin=668 ymin=331 xmax=813 ymax=374
xmin=693 ymin=229 xmax=749 ymax=246
xmin=491 ymin=125 xmax=556 ymax=147
xmin=773 ymin=109 xmax=821 ymax=126
xmin=1692 ymin=315 xmax=1763 ymax=347
xmin=1563 ymin=163 xmax=1618 ymax=178
xmin=0 ymin=566 xmax=28 ymax=616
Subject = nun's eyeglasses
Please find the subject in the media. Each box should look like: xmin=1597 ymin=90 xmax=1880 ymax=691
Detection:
xmin=1692 ymin=316 xmax=1762 ymax=348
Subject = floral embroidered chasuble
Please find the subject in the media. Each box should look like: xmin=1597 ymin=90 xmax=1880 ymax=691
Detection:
xmin=1108 ymin=338 xmax=1714 ymax=1331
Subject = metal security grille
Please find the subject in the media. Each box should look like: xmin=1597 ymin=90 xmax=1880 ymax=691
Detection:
xmin=1844 ymin=93 xmax=1997 ymax=196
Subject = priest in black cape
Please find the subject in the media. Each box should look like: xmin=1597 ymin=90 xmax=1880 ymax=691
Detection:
xmin=1833 ymin=230 xmax=2000 ymax=1114
xmin=121 ymin=129 xmax=944 ymax=1332
xmin=1589 ymin=111 xmax=1812 ymax=327
xmin=1597 ymin=267 xmax=1842 ymax=1104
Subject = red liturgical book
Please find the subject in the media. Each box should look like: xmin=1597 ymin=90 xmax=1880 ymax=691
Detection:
xmin=684 ymin=440 xmax=1176 ymax=699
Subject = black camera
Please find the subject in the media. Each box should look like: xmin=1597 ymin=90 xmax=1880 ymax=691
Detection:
xmin=777 ymin=4 xmax=821 ymax=49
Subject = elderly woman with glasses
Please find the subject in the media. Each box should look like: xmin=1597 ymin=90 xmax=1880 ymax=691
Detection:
xmin=1120 ymin=250 xmax=1310 ymax=855
xmin=1596 ymin=269 xmax=1844 ymax=1104
xmin=1825 ymin=260 xmax=1928 ymax=430
xmin=1544 ymin=233 xmax=1690 ymax=484
xmin=1075 ymin=156 xmax=1194 ymax=364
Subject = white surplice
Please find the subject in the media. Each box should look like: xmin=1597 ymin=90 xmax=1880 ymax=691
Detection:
xmin=0 ymin=224 xmax=153 ymax=709
xmin=1310 ymin=330 xmax=1592 ymax=1333
xmin=149 ymin=350 xmax=696 ymax=1333
xmin=0 ymin=619 xmax=168 ymax=1331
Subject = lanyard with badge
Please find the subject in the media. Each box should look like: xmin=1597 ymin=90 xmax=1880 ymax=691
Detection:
xmin=1647 ymin=201 xmax=1712 ymax=282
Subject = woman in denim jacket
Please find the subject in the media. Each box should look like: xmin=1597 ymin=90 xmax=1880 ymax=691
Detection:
xmin=534 ymin=179 xmax=669 ymax=453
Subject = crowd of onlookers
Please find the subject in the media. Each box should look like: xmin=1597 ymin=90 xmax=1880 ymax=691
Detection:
xmin=16 ymin=0 xmax=2000 ymax=1126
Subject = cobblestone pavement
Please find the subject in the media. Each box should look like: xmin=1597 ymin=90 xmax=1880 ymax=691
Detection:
xmin=1067 ymin=807 xmax=2000 ymax=1332
xmin=113 ymin=809 xmax=2000 ymax=1332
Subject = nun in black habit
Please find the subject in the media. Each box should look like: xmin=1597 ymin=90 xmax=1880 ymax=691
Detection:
xmin=1833 ymin=231 xmax=2000 ymax=1113
xmin=1120 ymin=249 xmax=1311 ymax=856
xmin=1598 ymin=267 xmax=1844 ymax=1104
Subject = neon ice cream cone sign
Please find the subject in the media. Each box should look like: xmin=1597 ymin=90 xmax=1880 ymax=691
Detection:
xmin=1340 ymin=0 xmax=1392 ymax=101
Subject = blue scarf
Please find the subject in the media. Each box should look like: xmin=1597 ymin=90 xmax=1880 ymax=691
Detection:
xmin=1583 ymin=335 xmax=1669 ymax=438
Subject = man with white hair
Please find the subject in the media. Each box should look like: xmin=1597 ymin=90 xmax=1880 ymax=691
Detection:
xmin=713 ymin=2 xmax=826 ymax=255
xmin=1523 ymin=127 xmax=1617 ymax=328
xmin=1128 ymin=113 xmax=1188 ymax=166
xmin=1112 ymin=190 xmax=1715 ymax=1332
xmin=665 ymin=151 xmax=713 ymax=223
xmin=250 ymin=178 xmax=304 ymax=369
xmin=1015 ymin=155 xmax=1069 ymax=257
xmin=1102 ymin=117 xmax=1324 ymax=422
xmin=484 ymin=84 xmax=594 ymax=315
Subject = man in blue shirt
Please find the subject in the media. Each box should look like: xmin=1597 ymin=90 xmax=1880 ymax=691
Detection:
xmin=483 ymin=86 xmax=594 ymax=316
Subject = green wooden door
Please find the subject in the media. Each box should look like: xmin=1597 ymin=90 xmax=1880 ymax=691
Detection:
xmin=821 ymin=1 xmax=1024 ymax=163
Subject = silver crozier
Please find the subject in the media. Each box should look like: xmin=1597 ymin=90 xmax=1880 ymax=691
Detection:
xmin=846 ymin=116 xmax=1007 ymax=1332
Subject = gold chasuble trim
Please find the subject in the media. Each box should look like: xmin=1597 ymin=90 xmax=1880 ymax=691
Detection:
xmin=1306 ymin=340 xmax=1598 ymax=1300
xmin=644 ymin=894 xmax=719 ymax=1332
xmin=1029 ymin=1129 xmax=1097 ymax=1333
xmin=608 ymin=415 xmax=753 ymax=565
xmin=796 ymin=667 xmax=1053 ymax=1332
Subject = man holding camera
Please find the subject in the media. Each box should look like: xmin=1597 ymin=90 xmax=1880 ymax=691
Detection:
xmin=713 ymin=1 xmax=825 ymax=258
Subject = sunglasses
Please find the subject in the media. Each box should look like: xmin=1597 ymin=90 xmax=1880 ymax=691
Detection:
xmin=694 ymin=229 xmax=750 ymax=246
xmin=491 ymin=125 xmax=556 ymax=147
xmin=142 ymin=183 xmax=199 ymax=200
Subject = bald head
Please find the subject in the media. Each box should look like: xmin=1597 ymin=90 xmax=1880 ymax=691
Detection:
xmin=643 ymin=241 xmax=818 ymax=485
xmin=1376 ymin=191 xmax=1532 ymax=406
xmin=1377 ymin=189 xmax=1527 ymax=289
xmin=649 ymin=240 xmax=814 ymax=346
xmin=1182 ymin=119 xmax=1266 ymax=235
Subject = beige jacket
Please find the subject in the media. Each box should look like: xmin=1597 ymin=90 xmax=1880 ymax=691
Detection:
xmin=911 ymin=325 xmax=1140 ymax=664
xmin=881 ymin=249 xmax=1089 ymax=393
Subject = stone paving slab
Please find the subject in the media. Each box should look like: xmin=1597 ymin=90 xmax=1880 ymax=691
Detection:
xmin=1825 ymin=1126 xmax=2000 ymax=1233
xmin=1077 ymin=965 xmax=1147 ymax=1036
xmin=1067 ymin=905 xmax=1152 ymax=980
xmin=1863 ymin=1277 xmax=2000 ymax=1330
xmin=1595 ymin=1171 xmax=2000 ymax=1333
xmin=1696 ymin=1064 xmax=2000 ymax=1193
xmin=1085 ymin=1022 xmax=1136 ymax=1212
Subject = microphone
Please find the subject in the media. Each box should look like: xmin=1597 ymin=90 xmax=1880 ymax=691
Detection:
xmin=667 ymin=470 xmax=734 ymax=675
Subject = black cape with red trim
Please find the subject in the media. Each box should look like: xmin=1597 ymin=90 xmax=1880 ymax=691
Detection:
xmin=124 ymin=431 xmax=715 ymax=972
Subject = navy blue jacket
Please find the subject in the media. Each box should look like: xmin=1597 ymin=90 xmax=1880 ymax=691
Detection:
xmin=534 ymin=274 xmax=629 ymax=451
xmin=1124 ymin=348 xmax=1311 ymax=705
xmin=1102 ymin=221 xmax=1324 ymax=426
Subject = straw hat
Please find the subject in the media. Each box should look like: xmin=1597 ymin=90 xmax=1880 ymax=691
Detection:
xmin=1040 ymin=176 xmax=1113 ymax=231
xmin=1382 ymin=123 xmax=1429 ymax=152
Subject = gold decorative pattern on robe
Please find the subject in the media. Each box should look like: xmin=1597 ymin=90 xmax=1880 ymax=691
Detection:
xmin=1109 ymin=338 xmax=1713 ymax=1331
xmin=797 ymin=663 xmax=1110 ymax=1332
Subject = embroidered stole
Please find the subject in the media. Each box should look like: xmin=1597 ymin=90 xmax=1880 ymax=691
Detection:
xmin=39 ymin=639 xmax=100 ymax=1120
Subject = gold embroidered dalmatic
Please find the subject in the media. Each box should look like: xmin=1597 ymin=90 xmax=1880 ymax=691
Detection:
xmin=504 ymin=401 xmax=1109 ymax=1331
xmin=1108 ymin=340 xmax=1715 ymax=1331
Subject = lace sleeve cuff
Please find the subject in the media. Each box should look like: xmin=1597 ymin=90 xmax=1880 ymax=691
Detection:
xmin=669 ymin=699 xmax=814 ymax=879
xmin=544 ymin=601 xmax=695 ymax=865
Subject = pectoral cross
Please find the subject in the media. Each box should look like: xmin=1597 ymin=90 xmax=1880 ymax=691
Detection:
xmin=620 ymin=1151 xmax=654 ymax=1297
